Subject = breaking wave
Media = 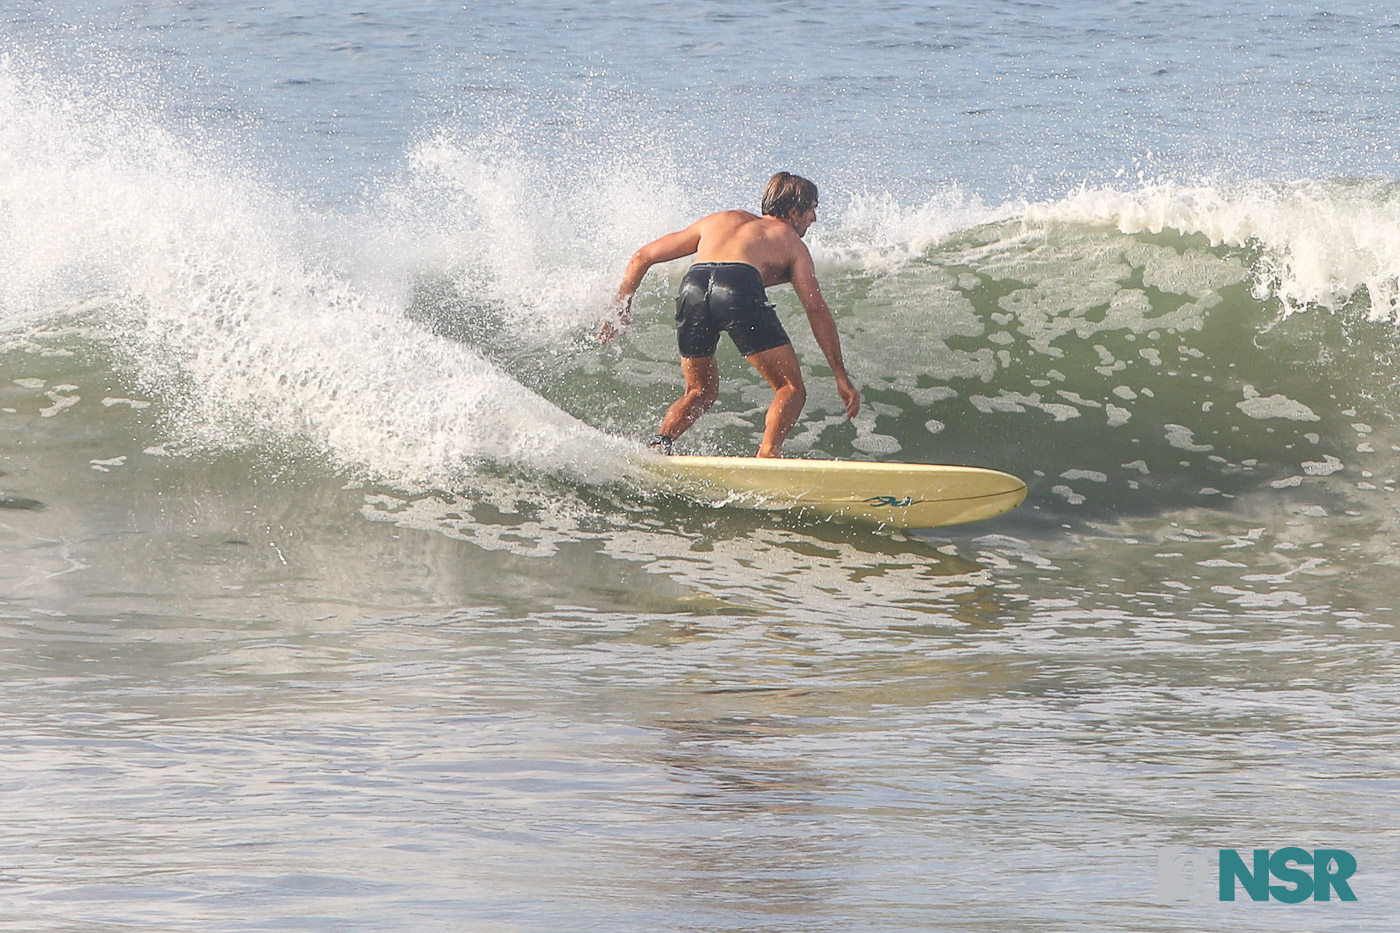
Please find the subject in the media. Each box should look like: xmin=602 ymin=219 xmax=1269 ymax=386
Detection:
xmin=4 ymin=59 xmax=1399 ymax=547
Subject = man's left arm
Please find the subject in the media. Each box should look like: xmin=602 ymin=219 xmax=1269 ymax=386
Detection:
xmin=599 ymin=222 xmax=704 ymax=342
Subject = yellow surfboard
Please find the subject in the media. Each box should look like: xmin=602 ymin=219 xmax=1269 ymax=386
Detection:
xmin=644 ymin=455 xmax=1027 ymax=528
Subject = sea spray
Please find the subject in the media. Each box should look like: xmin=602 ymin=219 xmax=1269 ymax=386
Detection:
xmin=1025 ymin=180 xmax=1400 ymax=320
xmin=0 ymin=63 xmax=632 ymax=486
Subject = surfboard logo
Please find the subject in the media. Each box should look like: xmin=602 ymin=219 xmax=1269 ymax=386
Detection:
xmin=863 ymin=495 xmax=919 ymax=508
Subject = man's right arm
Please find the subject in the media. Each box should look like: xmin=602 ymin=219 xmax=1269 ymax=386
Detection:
xmin=789 ymin=243 xmax=861 ymax=418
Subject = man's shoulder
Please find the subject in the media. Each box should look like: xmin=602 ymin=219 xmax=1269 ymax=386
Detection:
xmin=699 ymin=208 xmax=761 ymax=225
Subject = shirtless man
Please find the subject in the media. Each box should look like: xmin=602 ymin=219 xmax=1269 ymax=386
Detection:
xmin=603 ymin=172 xmax=860 ymax=458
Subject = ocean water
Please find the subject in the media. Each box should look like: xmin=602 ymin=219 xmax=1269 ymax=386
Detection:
xmin=2 ymin=2 xmax=1399 ymax=930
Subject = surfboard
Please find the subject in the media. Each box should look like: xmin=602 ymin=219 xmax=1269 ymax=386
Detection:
xmin=644 ymin=455 xmax=1027 ymax=528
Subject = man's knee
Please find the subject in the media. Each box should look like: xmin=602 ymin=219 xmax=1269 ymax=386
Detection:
xmin=778 ymin=379 xmax=806 ymax=409
xmin=686 ymin=380 xmax=718 ymax=410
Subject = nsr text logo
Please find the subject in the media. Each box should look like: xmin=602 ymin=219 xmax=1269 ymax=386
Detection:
xmin=1159 ymin=847 xmax=1357 ymax=903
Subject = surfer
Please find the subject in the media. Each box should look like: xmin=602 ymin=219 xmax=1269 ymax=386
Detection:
xmin=601 ymin=172 xmax=861 ymax=458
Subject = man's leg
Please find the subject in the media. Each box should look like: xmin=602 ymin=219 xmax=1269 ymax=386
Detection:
xmin=657 ymin=355 xmax=720 ymax=443
xmin=746 ymin=344 xmax=806 ymax=458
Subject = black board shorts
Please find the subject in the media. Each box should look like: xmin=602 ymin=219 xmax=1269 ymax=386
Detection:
xmin=675 ymin=262 xmax=792 ymax=359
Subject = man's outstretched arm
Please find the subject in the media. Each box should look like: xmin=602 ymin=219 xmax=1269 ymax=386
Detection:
xmin=600 ymin=221 xmax=704 ymax=341
xmin=790 ymin=245 xmax=861 ymax=418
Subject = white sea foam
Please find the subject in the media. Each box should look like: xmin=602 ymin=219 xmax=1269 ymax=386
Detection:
xmin=0 ymin=62 xmax=633 ymax=486
xmin=818 ymin=186 xmax=1010 ymax=269
xmin=374 ymin=131 xmax=699 ymax=338
xmin=1236 ymin=391 xmax=1320 ymax=422
xmin=1025 ymin=180 xmax=1400 ymax=320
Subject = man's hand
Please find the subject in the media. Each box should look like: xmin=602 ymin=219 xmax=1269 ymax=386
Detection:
xmin=604 ymin=221 xmax=704 ymax=343
xmin=836 ymin=373 xmax=861 ymax=419
xmin=597 ymin=300 xmax=630 ymax=343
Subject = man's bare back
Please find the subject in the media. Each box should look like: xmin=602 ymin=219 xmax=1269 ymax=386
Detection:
xmin=690 ymin=210 xmax=806 ymax=287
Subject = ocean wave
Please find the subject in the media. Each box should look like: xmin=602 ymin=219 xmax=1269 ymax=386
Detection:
xmin=4 ymin=59 xmax=1399 ymax=528
xmin=0 ymin=62 xmax=631 ymax=487
xmin=1023 ymin=179 xmax=1400 ymax=320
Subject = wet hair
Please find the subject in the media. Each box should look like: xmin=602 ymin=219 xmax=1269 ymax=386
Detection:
xmin=761 ymin=172 xmax=819 ymax=219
